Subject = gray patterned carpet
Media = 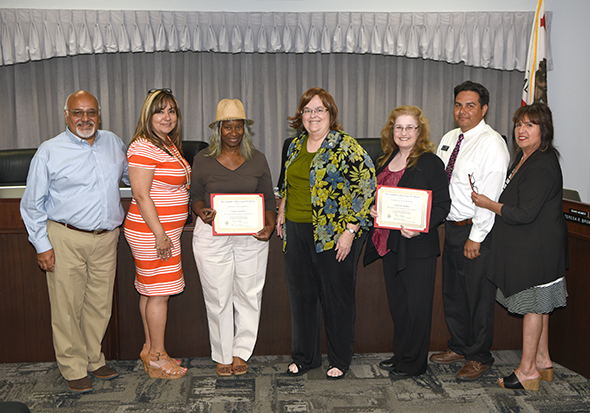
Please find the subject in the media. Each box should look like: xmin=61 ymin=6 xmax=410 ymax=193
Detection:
xmin=1 ymin=351 xmax=590 ymax=412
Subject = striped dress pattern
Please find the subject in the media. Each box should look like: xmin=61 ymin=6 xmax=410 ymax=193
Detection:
xmin=124 ymin=138 xmax=191 ymax=296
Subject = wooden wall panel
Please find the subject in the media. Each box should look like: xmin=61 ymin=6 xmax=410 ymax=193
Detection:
xmin=550 ymin=200 xmax=590 ymax=378
xmin=0 ymin=232 xmax=54 ymax=362
xmin=2 ymin=197 xmax=527 ymax=364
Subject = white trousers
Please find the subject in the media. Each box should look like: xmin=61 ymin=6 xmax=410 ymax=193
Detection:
xmin=192 ymin=218 xmax=269 ymax=365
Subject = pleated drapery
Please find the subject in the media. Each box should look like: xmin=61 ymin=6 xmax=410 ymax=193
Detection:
xmin=0 ymin=9 xmax=551 ymax=71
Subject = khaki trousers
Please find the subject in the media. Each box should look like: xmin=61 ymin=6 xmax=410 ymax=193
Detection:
xmin=46 ymin=220 xmax=119 ymax=380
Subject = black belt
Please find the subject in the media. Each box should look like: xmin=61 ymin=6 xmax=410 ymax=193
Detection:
xmin=448 ymin=219 xmax=473 ymax=226
xmin=57 ymin=222 xmax=109 ymax=235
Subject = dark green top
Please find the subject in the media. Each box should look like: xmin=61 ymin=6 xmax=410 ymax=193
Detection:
xmin=285 ymin=137 xmax=314 ymax=223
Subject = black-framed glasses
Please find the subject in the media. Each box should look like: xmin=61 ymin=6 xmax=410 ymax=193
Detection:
xmin=468 ymin=173 xmax=478 ymax=193
xmin=148 ymin=88 xmax=173 ymax=95
xmin=66 ymin=109 xmax=99 ymax=118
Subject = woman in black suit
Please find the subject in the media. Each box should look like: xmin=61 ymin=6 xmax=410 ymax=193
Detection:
xmin=364 ymin=106 xmax=450 ymax=377
xmin=472 ymin=103 xmax=567 ymax=391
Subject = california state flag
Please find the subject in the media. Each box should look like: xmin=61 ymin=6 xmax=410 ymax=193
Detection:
xmin=522 ymin=0 xmax=547 ymax=106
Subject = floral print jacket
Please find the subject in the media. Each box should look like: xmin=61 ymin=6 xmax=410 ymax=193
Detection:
xmin=280 ymin=130 xmax=376 ymax=253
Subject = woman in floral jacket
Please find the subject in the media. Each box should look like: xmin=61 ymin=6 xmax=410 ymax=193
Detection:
xmin=277 ymin=87 xmax=376 ymax=380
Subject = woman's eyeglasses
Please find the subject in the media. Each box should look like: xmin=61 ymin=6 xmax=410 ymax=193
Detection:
xmin=393 ymin=125 xmax=419 ymax=133
xmin=301 ymin=107 xmax=327 ymax=116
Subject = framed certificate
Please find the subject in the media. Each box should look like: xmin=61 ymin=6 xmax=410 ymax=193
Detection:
xmin=210 ymin=193 xmax=265 ymax=236
xmin=374 ymin=185 xmax=432 ymax=232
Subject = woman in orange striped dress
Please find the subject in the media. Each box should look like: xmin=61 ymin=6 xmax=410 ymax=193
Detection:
xmin=124 ymin=89 xmax=190 ymax=379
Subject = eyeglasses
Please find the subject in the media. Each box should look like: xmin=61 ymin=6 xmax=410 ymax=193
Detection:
xmin=148 ymin=88 xmax=173 ymax=95
xmin=468 ymin=173 xmax=478 ymax=193
xmin=302 ymin=107 xmax=327 ymax=116
xmin=393 ymin=125 xmax=419 ymax=133
xmin=66 ymin=109 xmax=99 ymax=118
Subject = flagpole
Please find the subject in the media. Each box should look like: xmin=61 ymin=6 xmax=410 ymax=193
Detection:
xmin=522 ymin=0 xmax=547 ymax=106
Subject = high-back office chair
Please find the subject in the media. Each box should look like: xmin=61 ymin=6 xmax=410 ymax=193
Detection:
xmin=180 ymin=140 xmax=209 ymax=167
xmin=0 ymin=149 xmax=37 ymax=186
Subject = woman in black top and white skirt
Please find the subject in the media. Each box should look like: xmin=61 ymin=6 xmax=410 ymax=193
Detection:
xmin=471 ymin=103 xmax=568 ymax=391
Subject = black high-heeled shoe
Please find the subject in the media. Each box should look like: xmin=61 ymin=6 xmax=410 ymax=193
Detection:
xmin=498 ymin=371 xmax=540 ymax=391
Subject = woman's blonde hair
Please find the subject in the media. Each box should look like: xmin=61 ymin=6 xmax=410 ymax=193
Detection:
xmin=206 ymin=120 xmax=256 ymax=161
xmin=377 ymin=106 xmax=434 ymax=169
xmin=131 ymin=89 xmax=183 ymax=156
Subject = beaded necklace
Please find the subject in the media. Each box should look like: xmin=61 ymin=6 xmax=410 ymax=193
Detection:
xmin=166 ymin=137 xmax=191 ymax=189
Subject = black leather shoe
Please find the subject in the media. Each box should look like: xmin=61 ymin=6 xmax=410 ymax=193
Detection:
xmin=389 ymin=368 xmax=415 ymax=380
xmin=379 ymin=356 xmax=398 ymax=372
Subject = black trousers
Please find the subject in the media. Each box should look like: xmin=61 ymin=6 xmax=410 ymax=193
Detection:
xmin=442 ymin=221 xmax=495 ymax=366
xmin=284 ymin=219 xmax=366 ymax=372
xmin=383 ymin=251 xmax=437 ymax=375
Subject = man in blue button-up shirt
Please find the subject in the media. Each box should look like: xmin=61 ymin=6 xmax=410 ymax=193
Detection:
xmin=20 ymin=90 xmax=129 ymax=393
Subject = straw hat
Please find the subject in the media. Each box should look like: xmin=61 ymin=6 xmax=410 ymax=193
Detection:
xmin=208 ymin=99 xmax=254 ymax=129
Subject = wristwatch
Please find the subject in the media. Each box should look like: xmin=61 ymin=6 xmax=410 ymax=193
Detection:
xmin=346 ymin=227 xmax=356 ymax=234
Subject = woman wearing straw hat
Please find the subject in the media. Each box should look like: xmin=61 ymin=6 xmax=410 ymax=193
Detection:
xmin=190 ymin=99 xmax=276 ymax=376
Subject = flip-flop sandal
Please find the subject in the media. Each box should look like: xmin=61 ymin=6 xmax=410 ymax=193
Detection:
xmin=286 ymin=362 xmax=312 ymax=376
xmin=326 ymin=366 xmax=346 ymax=380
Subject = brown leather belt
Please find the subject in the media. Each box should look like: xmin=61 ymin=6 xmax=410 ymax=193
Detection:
xmin=448 ymin=219 xmax=473 ymax=226
xmin=57 ymin=222 xmax=109 ymax=235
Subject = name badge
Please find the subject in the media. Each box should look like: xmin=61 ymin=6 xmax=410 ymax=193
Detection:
xmin=441 ymin=145 xmax=450 ymax=151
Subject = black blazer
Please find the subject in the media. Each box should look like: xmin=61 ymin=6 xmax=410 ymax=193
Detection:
xmin=488 ymin=149 xmax=568 ymax=297
xmin=363 ymin=151 xmax=450 ymax=271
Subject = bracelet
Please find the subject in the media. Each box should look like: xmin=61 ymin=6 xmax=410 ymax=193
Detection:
xmin=346 ymin=227 xmax=356 ymax=234
xmin=154 ymin=236 xmax=170 ymax=249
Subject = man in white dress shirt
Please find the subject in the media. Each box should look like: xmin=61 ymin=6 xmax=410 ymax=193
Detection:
xmin=430 ymin=81 xmax=509 ymax=381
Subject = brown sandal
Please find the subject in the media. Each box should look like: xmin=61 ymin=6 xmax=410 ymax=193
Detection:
xmin=140 ymin=344 xmax=181 ymax=373
xmin=233 ymin=357 xmax=248 ymax=376
xmin=147 ymin=351 xmax=187 ymax=379
xmin=140 ymin=343 xmax=149 ymax=372
xmin=217 ymin=363 xmax=233 ymax=376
